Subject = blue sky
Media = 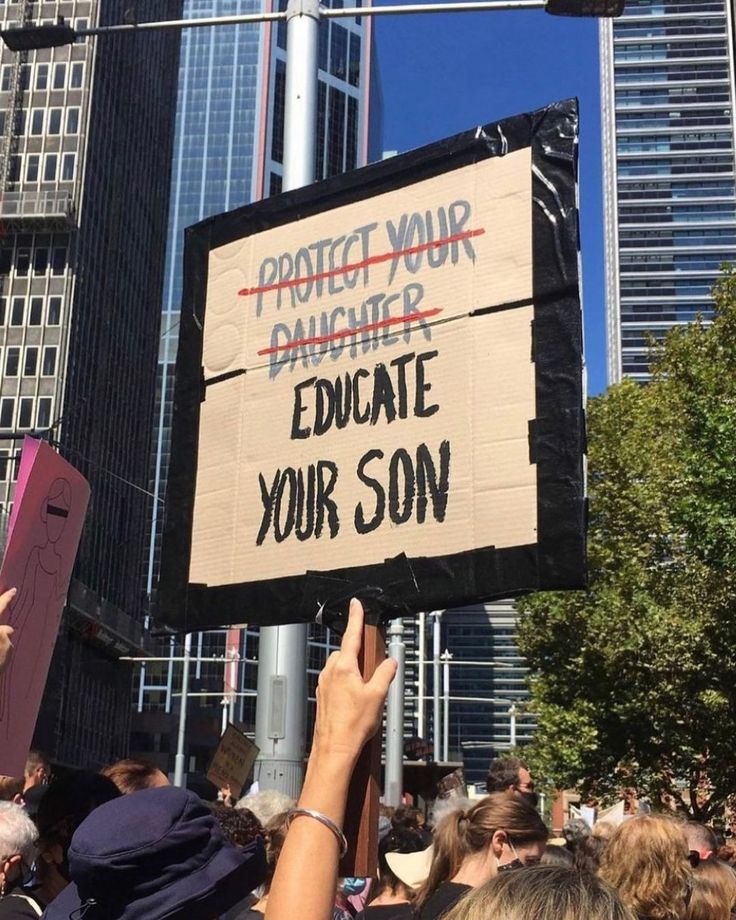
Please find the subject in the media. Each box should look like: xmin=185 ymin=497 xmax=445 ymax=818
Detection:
xmin=375 ymin=7 xmax=608 ymax=395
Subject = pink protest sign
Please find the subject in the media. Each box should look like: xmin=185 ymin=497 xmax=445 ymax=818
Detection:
xmin=0 ymin=438 xmax=90 ymax=775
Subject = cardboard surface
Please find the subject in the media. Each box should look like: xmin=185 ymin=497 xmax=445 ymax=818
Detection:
xmin=0 ymin=438 xmax=90 ymax=775
xmin=192 ymin=151 xmax=535 ymax=585
xmin=206 ymin=723 xmax=260 ymax=800
xmin=160 ymin=99 xmax=586 ymax=630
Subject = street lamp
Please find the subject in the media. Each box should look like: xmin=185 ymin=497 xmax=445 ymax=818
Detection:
xmin=0 ymin=0 xmax=626 ymax=52
xmin=0 ymin=0 xmax=624 ymax=797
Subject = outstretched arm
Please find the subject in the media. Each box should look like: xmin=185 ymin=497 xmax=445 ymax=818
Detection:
xmin=265 ymin=598 xmax=396 ymax=920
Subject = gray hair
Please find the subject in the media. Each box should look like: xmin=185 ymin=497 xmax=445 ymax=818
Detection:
xmin=0 ymin=802 xmax=38 ymax=863
xmin=235 ymin=789 xmax=295 ymax=826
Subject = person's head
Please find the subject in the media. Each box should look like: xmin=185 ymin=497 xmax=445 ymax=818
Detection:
xmin=235 ymin=789 xmax=295 ymax=826
xmin=24 ymin=750 xmax=50 ymax=790
xmin=42 ymin=786 xmax=266 ymax=920
xmin=541 ymin=844 xmax=574 ymax=868
xmin=442 ymin=865 xmax=637 ymax=920
xmin=208 ymin=804 xmax=264 ymax=849
xmin=685 ymin=859 xmax=736 ymax=920
xmin=572 ymin=833 xmax=607 ymax=875
xmin=371 ymin=825 xmax=429 ymax=902
xmin=600 ymin=814 xmax=693 ymax=920
xmin=100 ymin=759 xmax=170 ymax=795
xmin=0 ymin=776 xmax=24 ymax=804
xmin=0 ymin=802 xmax=38 ymax=896
xmin=684 ymin=822 xmax=718 ymax=862
xmin=562 ymin=817 xmax=592 ymax=851
xmin=36 ymin=770 xmax=120 ymax=894
xmin=416 ymin=792 xmax=548 ymax=910
xmin=485 ymin=757 xmax=537 ymax=808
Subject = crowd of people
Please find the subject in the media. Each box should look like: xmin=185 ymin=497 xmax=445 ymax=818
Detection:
xmin=1 ymin=596 xmax=736 ymax=919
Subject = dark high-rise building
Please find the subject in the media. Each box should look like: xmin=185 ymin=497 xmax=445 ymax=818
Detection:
xmin=0 ymin=0 xmax=182 ymax=768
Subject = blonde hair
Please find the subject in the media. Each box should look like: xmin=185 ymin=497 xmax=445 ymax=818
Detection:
xmin=443 ymin=865 xmax=636 ymax=920
xmin=600 ymin=815 xmax=692 ymax=920
xmin=416 ymin=792 xmax=547 ymax=911
xmin=685 ymin=859 xmax=736 ymax=920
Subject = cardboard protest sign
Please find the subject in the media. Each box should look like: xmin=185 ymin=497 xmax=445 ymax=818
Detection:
xmin=0 ymin=437 xmax=90 ymax=775
xmin=160 ymin=99 xmax=586 ymax=631
xmin=207 ymin=723 xmax=260 ymax=800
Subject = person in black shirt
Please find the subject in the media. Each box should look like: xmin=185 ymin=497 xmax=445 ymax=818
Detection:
xmin=412 ymin=793 xmax=548 ymax=920
xmin=356 ymin=825 xmax=428 ymax=920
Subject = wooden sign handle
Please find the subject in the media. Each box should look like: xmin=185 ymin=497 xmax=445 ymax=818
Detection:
xmin=340 ymin=622 xmax=385 ymax=878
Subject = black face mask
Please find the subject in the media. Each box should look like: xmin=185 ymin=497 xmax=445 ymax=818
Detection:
xmin=498 ymin=859 xmax=524 ymax=872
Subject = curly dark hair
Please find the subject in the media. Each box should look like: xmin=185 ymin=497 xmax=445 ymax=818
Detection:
xmin=208 ymin=803 xmax=264 ymax=848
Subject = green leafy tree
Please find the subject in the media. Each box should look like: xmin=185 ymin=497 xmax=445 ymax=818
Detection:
xmin=517 ymin=269 xmax=736 ymax=820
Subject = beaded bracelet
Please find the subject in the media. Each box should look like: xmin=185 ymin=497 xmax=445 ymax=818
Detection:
xmin=287 ymin=807 xmax=349 ymax=858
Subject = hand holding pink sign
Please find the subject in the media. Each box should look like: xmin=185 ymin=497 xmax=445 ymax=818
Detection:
xmin=0 ymin=438 xmax=90 ymax=776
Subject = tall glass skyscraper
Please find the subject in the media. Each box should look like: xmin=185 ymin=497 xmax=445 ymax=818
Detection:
xmin=133 ymin=0 xmax=383 ymax=786
xmin=0 ymin=0 xmax=182 ymax=767
xmin=600 ymin=0 xmax=736 ymax=382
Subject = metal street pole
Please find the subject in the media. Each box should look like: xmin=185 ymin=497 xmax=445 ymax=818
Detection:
xmin=431 ymin=611 xmax=442 ymax=759
xmin=509 ymin=703 xmax=518 ymax=748
xmin=252 ymin=0 xmax=319 ymax=799
xmin=417 ymin=610 xmax=426 ymax=739
xmin=442 ymin=649 xmax=452 ymax=762
xmin=173 ymin=632 xmax=192 ymax=787
xmin=384 ymin=618 xmax=406 ymax=806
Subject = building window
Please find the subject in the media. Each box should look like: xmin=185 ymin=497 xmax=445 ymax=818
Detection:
xmin=43 ymin=154 xmax=58 ymax=182
xmin=348 ymin=33 xmax=361 ymax=87
xmin=0 ymin=399 xmax=14 ymax=429
xmin=51 ymin=248 xmax=66 ymax=276
xmin=53 ymin=63 xmax=67 ymax=89
xmin=19 ymin=65 xmax=30 ymax=91
xmin=62 ymin=153 xmax=75 ymax=182
xmin=0 ymin=299 xmax=5 ymax=325
xmin=25 ymin=154 xmax=39 ymax=182
xmin=66 ymin=108 xmax=80 ymax=134
xmin=30 ymin=109 xmax=44 ymax=135
xmin=33 ymin=248 xmax=49 ymax=275
xmin=36 ymin=63 xmax=48 ymax=90
xmin=74 ymin=18 xmax=88 ymax=42
xmin=42 ymin=346 xmax=57 ymax=376
xmin=5 ymin=347 xmax=19 ymax=376
xmin=47 ymin=297 xmax=62 ymax=325
xmin=18 ymin=398 xmax=34 ymax=429
xmin=7 ymin=156 xmax=21 ymax=184
xmin=0 ymin=112 xmax=4 ymax=136
xmin=70 ymin=63 xmax=84 ymax=89
xmin=10 ymin=298 xmax=24 ymax=325
xmin=48 ymin=109 xmax=62 ymax=135
xmin=0 ymin=66 xmax=11 ymax=92
xmin=0 ymin=450 xmax=8 ymax=482
xmin=37 ymin=398 xmax=52 ymax=429
xmin=23 ymin=347 xmax=38 ymax=376
xmin=29 ymin=297 xmax=43 ymax=325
